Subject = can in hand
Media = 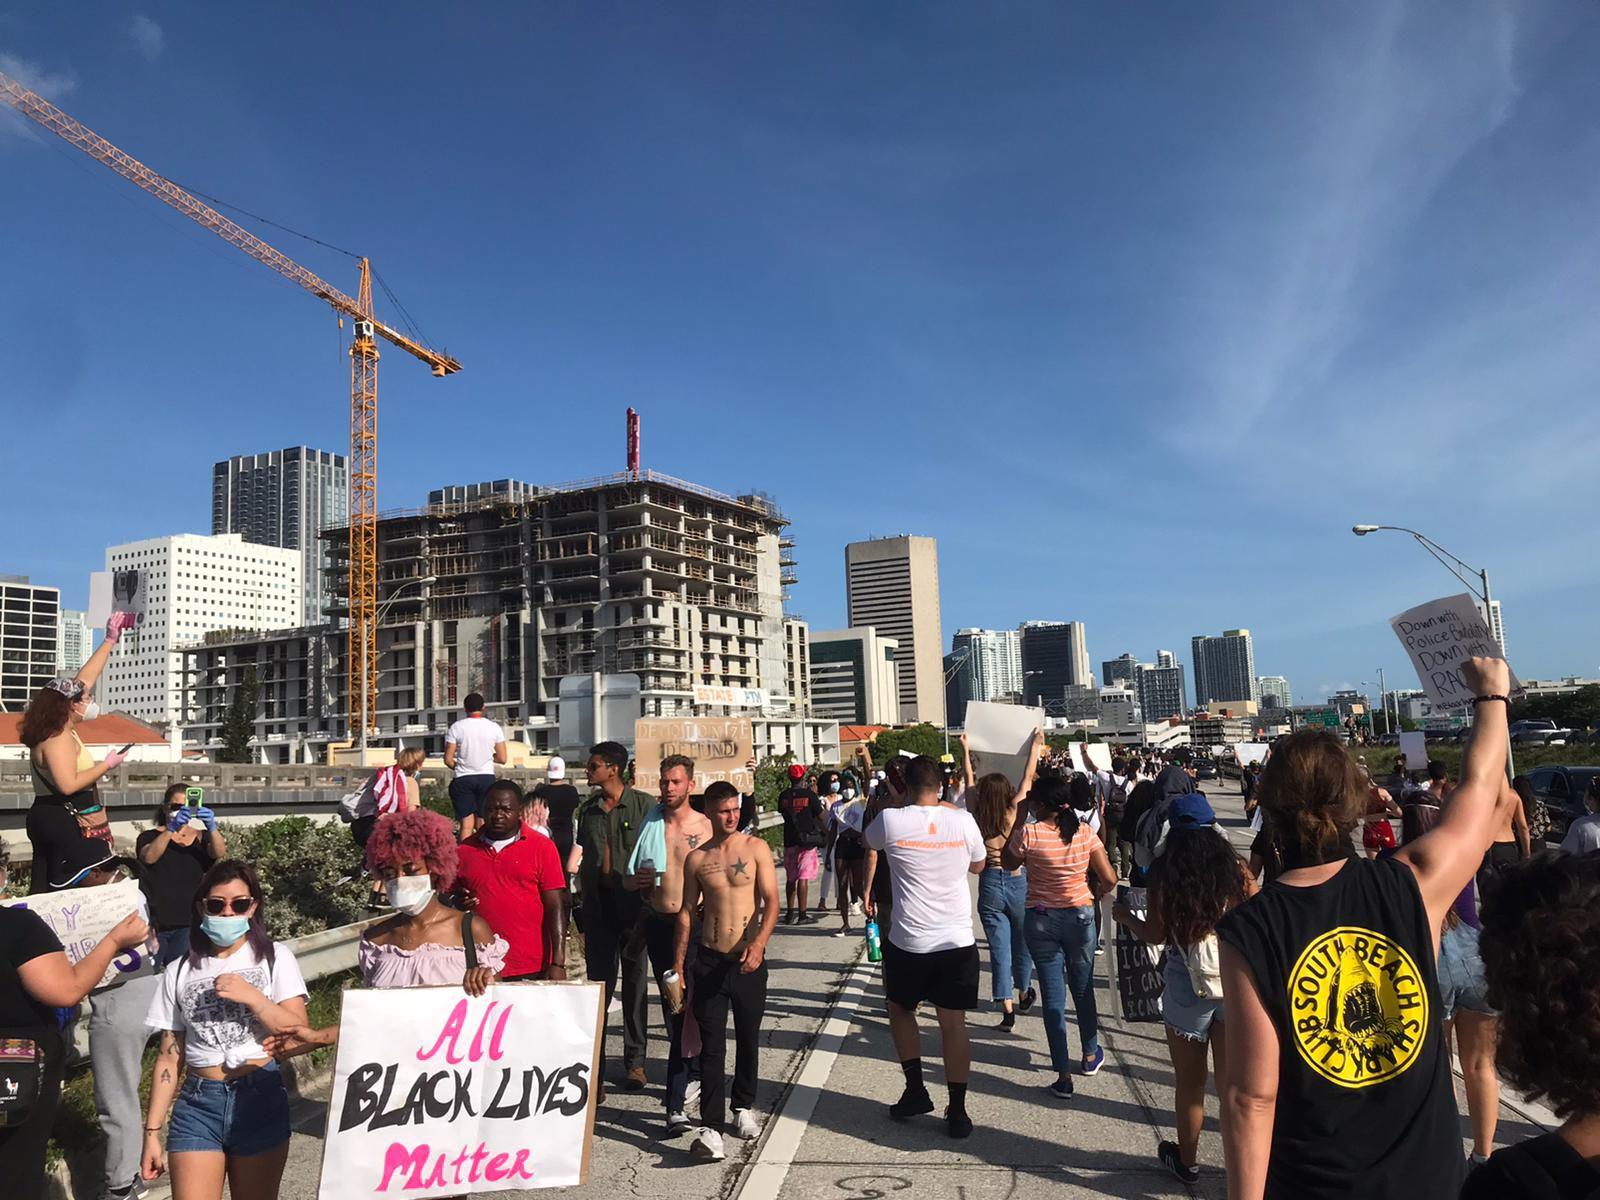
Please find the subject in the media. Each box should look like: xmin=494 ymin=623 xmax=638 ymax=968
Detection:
xmin=662 ymin=969 xmax=685 ymax=1015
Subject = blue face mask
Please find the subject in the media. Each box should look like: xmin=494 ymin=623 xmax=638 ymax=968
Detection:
xmin=829 ymin=781 xmax=841 ymax=793
xmin=200 ymin=914 xmax=251 ymax=947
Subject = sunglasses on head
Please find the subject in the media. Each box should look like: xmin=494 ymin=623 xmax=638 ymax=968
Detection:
xmin=201 ymin=896 xmax=255 ymax=916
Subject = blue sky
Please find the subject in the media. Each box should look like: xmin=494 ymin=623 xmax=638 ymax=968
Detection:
xmin=3 ymin=2 xmax=1597 ymax=703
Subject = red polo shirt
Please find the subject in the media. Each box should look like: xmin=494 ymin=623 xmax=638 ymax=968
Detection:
xmin=454 ymin=822 xmax=565 ymax=978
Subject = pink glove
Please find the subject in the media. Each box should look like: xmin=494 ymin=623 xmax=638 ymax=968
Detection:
xmin=105 ymin=611 xmax=136 ymax=644
xmin=103 ymin=749 xmax=128 ymax=769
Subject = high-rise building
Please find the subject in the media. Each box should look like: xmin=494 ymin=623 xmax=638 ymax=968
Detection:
xmin=1191 ymin=629 xmax=1258 ymax=707
xmin=1136 ymin=659 xmax=1188 ymax=721
xmin=212 ymin=447 xmax=347 ymax=626
xmin=1098 ymin=685 xmax=1142 ymax=731
xmin=57 ymin=609 xmax=91 ymax=677
xmin=952 ymin=628 xmax=1023 ymax=703
xmin=844 ymin=536 xmax=943 ymax=725
xmin=0 ymin=576 xmax=60 ymax=712
xmin=1020 ymin=620 xmax=1091 ymax=712
xmin=1102 ymin=652 xmax=1140 ymax=687
xmin=1484 ymin=600 xmax=1506 ymax=656
xmin=783 ymin=616 xmax=811 ymax=716
xmin=810 ymin=628 xmax=900 ymax=726
xmin=1257 ymin=675 xmax=1293 ymax=709
xmin=103 ymin=534 xmax=302 ymax=728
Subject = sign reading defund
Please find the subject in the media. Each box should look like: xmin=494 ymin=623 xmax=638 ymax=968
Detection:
xmin=317 ymin=983 xmax=602 ymax=1198
xmin=1390 ymin=592 xmax=1520 ymax=711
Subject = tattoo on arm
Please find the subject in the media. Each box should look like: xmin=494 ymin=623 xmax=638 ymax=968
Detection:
xmin=159 ymin=1067 xmax=172 ymax=1083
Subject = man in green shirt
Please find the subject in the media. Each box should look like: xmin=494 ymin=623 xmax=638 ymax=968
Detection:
xmin=575 ymin=741 xmax=654 ymax=1092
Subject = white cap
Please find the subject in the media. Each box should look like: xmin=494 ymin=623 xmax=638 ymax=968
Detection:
xmin=547 ymin=755 xmax=566 ymax=781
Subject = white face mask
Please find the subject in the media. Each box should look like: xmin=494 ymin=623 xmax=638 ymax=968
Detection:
xmin=384 ymin=875 xmax=434 ymax=916
xmin=79 ymin=701 xmax=101 ymax=723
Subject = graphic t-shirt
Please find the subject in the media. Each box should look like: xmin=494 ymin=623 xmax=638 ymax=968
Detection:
xmin=445 ymin=716 xmax=506 ymax=778
xmin=1215 ymin=856 xmax=1462 ymax=1200
xmin=864 ymin=806 xmax=985 ymax=954
xmin=146 ymin=942 xmax=308 ymax=1069
xmin=779 ymin=787 xmax=824 ymax=849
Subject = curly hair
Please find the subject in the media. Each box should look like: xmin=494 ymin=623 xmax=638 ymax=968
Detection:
xmin=1478 ymin=853 xmax=1600 ymax=1121
xmin=970 ymin=773 xmax=1016 ymax=843
xmin=1150 ymin=828 xmax=1250 ymax=947
xmin=366 ymin=808 xmax=460 ymax=890
xmin=1257 ymin=730 xmax=1365 ymax=865
xmin=19 ymin=687 xmax=75 ymax=749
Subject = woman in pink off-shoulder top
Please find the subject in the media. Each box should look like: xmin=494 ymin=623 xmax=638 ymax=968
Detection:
xmin=265 ymin=809 xmax=508 ymax=1057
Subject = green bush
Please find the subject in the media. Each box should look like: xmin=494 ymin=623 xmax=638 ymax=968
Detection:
xmin=419 ymin=778 xmax=454 ymax=821
xmin=222 ymin=817 xmax=368 ymax=939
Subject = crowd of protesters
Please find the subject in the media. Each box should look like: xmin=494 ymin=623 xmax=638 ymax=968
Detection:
xmin=4 ymin=626 xmax=1598 ymax=1200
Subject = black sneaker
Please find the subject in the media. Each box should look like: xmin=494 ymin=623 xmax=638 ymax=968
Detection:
xmin=888 ymin=1087 xmax=935 ymax=1121
xmin=1158 ymin=1140 xmax=1200 ymax=1183
xmin=946 ymin=1108 xmax=973 ymax=1139
xmin=1018 ymin=986 xmax=1037 ymax=1013
xmin=999 ymin=1008 xmax=1016 ymax=1031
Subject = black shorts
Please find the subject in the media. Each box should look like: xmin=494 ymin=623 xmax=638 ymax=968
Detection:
xmin=834 ymin=835 xmax=865 ymax=863
xmin=882 ymin=940 xmax=979 ymax=1012
xmin=449 ymin=774 xmax=496 ymax=820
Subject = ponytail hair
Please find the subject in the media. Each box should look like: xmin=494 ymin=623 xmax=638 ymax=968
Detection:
xmin=1030 ymin=773 xmax=1080 ymax=841
xmin=1258 ymin=730 xmax=1364 ymax=865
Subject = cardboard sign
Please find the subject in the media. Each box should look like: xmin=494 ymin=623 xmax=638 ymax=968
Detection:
xmin=633 ymin=717 xmax=753 ymax=793
xmin=3 ymin=879 xmax=155 ymax=991
xmin=1233 ymin=743 xmax=1269 ymax=766
xmin=1390 ymin=593 xmax=1521 ymax=711
xmin=1084 ymin=743 xmax=1112 ymax=772
xmin=318 ymin=983 xmax=603 ymax=1198
xmin=692 ymin=685 xmax=766 ymax=709
xmin=964 ymin=701 xmax=1044 ymax=786
xmin=1112 ymin=885 xmax=1164 ymax=1023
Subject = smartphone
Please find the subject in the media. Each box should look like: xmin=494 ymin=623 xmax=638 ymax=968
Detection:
xmin=117 ymin=743 xmax=134 ymax=755
xmin=185 ymin=787 xmax=204 ymax=810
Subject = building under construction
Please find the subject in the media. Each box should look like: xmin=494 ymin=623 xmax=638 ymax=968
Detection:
xmin=182 ymin=470 xmax=831 ymax=762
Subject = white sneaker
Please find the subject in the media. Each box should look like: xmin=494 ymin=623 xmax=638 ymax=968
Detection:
xmin=733 ymin=1107 xmax=761 ymax=1139
xmin=684 ymin=1079 xmax=702 ymax=1113
xmin=689 ymin=1127 xmax=726 ymax=1160
xmin=850 ymin=901 xmax=863 ymax=916
xmin=608 ymin=995 xmax=622 ymax=1014
xmin=667 ymin=1109 xmax=694 ymax=1134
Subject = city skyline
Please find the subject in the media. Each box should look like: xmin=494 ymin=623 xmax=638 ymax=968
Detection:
xmin=4 ymin=6 xmax=1596 ymax=700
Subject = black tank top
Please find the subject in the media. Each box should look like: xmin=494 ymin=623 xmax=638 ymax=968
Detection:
xmin=1216 ymin=855 xmax=1463 ymax=1199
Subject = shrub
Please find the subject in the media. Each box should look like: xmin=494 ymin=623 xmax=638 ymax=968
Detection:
xmin=222 ymin=817 xmax=368 ymax=938
xmin=419 ymin=778 xmax=454 ymax=821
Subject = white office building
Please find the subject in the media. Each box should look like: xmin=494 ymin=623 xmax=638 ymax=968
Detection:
xmin=810 ymin=627 xmax=901 ymax=726
xmin=57 ymin=609 xmax=91 ymax=677
xmin=102 ymin=534 xmax=301 ymax=729
xmin=1257 ymin=675 xmax=1293 ymax=710
xmin=952 ymin=628 xmax=1024 ymax=702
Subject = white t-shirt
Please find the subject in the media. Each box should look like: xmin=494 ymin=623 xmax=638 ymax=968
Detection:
xmin=146 ymin=942 xmax=308 ymax=1069
xmin=445 ymin=715 xmax=506 ymax=777
xmin=1561 ymin=813 xmax=1600 ymax=854
xmin=864 ymin=805 xmax=985 ymax=954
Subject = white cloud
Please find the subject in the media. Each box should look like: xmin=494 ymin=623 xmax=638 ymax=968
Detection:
xmin=128 ymin=14 xmax=164 ymax=61
xmin=0 ymin=51 xmax=77 ymax=143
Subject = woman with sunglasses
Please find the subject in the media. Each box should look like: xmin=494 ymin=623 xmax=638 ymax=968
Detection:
xmin=19 ymin=611 xmax=136 ymax=891
xmin=138 ymin=784 xmax=226 ymax=966
xmin=140 ymin=860 xmax=308 ymax=1200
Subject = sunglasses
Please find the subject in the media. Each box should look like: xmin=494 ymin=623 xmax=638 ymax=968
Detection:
xmin=200 ymin=896 xmax=256 ymax=916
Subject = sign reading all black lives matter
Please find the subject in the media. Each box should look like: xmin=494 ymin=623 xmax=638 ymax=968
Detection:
xmin=317 ymin=983 xmax=602 ymax=1198
xmin=1390 ymin=592 xmax=1521 ymax=711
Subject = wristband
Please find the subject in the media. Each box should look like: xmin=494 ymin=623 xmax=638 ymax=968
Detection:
xmin=1470 ymin=694 xmax=1509 ymax=707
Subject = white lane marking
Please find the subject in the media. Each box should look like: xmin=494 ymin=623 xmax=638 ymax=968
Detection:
xmin=735 ymin=952 xmax=877 ymax=1200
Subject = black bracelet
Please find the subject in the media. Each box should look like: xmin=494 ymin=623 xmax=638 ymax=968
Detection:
xmin=1470 ymin=694 xmax=1510 ymax=706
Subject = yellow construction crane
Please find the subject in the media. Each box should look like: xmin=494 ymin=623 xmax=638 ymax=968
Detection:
xmin=1 ymin=70 xmax=460 ymax=740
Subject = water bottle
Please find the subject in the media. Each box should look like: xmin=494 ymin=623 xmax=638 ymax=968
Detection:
xmin=865 ymin=919 xmax=882 ymax=963
xmin=661 ymin=969 xmax=685 ymax=1015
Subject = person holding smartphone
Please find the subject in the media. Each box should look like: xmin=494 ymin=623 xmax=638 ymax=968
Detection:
xmin=137 ymin=785 xmax=225 ymax=965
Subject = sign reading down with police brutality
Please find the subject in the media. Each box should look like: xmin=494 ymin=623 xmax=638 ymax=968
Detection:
xmin=318 ymin=983 xmax=603 ymax=1198
xmin=633 ymin=717 xmax=754 ymax=792
xmin=1390 ymin=592 xmax=1521 ymax=711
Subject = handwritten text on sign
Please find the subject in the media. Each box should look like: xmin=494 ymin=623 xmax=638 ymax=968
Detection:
xmin=318 ymin=983 xmax=602 ymax=1198
xmin=1390 ymin=593 xmax=1521 ymax=711
xmin=2 ymin=879 xmax=154 ymax=991
xmin=633 ymin=717 xmax=754 ymax=793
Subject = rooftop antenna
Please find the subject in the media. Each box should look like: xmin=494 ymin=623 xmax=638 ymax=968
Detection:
xmin=627 ymin=407 xmax=641 ymax=479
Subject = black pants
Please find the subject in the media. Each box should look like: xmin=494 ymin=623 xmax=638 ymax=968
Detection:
xmin=582 ymin=886 xmax=648 ymax=1075
xmin=690 ymin=948 xmax=767 ymax=1130
xmin=0 ymin=1028 xmax=63 ymax=1200
xmin=642 ymin=910 xmax=700 ymax=1113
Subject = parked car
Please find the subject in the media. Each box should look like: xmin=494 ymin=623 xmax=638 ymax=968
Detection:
xmin=1511 ymin=719 xmax=1572 ymax=746
xmin=1524 ymin=766 xmax=1600 ymax=841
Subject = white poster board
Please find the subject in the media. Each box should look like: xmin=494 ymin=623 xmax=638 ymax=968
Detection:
xmin=2 ymin=880 xmax=155 ymax=991
xmin=963 ymin=701 xmax=1044 ymax=786
xmin=1390 ymin=592 xmax=1520 ymax=711
xmin=319 ymin=983 xmax=603 ymax=1198
xmin=1233 ymin=743 xmax=1269 ymax=766
xmin=1084 ymin=743 xmax=1113 ymax=772
xmin=1067 ymin=742 xmax=1089 ymax=775
xmin=1398 ymin=731 xmax=1428 ymax=771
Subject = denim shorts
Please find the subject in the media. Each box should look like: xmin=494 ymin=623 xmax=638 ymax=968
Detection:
xmin=167 ymin=1063 xmax=291 ymax=1157
xmin=1162 ymin=949 xmax=1223 ymax=1042
xmin=1437 ymin=922 xmax=1494 ymax=1019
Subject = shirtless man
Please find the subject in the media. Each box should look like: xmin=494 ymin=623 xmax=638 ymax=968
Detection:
xmin=673 ymin=782 xmax=779 ymax=1160
xmin=626 ymin=754 xmax=713 ymax=1133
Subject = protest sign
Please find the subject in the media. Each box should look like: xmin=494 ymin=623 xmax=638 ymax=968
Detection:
xmin=1084 ymin=743 xmax=1112 ymax=772
xmin=1390 ymin=593 xmax=1520 ymax=711
xmin=1067 ymin=742 xmax=1089 ymax=774
xmin=1399 ymin=731 xmax=1428 ymax=770
xmin=318 ymin=982 xmax=603 ymax=1198
xmin=964 ymin=701 xmax=1044 ymax=786
xmin=633 ymin=717 xmax=753 ymax=793
xmin=1233 ymin=743 xmax=1269 ymax=766
xmin=3 ymin=879 xmax=154 ymax=991
xmin=1112 ymin=885 xmax=1164 ymax=1023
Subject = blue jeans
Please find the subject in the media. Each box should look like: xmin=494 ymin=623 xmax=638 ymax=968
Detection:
xmin=167 ymin=1063 xmax=290 ymax=1157
xmin=1023 ymin=905 xmax=1100 ymax=1075
xmin=977 ymin=868 xmax=1033 ymax=1003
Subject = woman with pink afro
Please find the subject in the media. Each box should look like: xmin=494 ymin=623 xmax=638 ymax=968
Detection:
xmin=265 ymin=808 xmax=509 ymax=1057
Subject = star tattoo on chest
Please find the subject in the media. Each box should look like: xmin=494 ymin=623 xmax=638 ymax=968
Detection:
xmin=731 ymin=859 xmax=748 ymax=878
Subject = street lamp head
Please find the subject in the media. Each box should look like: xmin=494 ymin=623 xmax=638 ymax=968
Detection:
xmin=1352 ymin=525 xmax=1379 ymax=536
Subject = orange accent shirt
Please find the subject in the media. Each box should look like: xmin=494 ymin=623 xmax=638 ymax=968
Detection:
xmin=1015 ymin=820 xmax=1102 ymax=909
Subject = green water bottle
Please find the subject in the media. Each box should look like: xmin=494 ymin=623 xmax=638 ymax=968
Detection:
xmin=865 ymin=919 xmax=882 ymax=963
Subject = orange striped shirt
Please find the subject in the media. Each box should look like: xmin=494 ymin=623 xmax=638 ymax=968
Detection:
xmin=1017 ymin=820 xmax=1102 ymax=909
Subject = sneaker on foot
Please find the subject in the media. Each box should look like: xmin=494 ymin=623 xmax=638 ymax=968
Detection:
xmin=684 ymin=1079 xmax=702 ymax=1113
xmin=799 ymin=912 xmax=821 ymax=925
xmin=888 ymin=1087 xmax=935 ymax=1121
xmin=624 ymin=1066 xmax=647 ymax=1090
xmin=1082 ymin=1047 xmax=1105 ymax=1076
xmin=608 ymin=995 xmax=622 ymax=1014
xmin=850 ymin=901 xmax=863 ymax=916
xmin=832 ymin=926 xmax=849 ymax=938
xmin=999 ymin=1008 xmax=1016 ymax=1031
xmin=733 ymin=1107 xmax=762 ymax=1139
xmin=667 ymin=1109 xmax=694 ymax=1134
xmin=1019 ymin=986 xmax=1037 ymax=1013
xmin=946 ymin=1108 xmax=973 ymax=1139
xmin=689 ymin=1127 xmax=726 ymax=1160
xmin=1048 ymin=1076 xmax=1075 ymax=1099
xmin=1158 ymin=1140 xmax=1200 ymax=1183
